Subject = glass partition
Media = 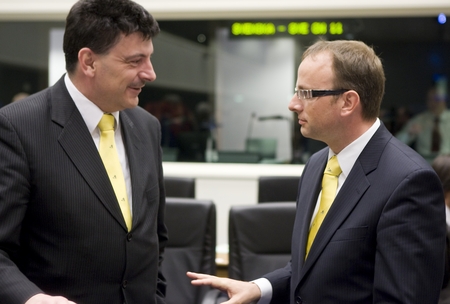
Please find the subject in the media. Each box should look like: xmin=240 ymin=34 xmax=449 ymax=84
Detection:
xmin=0 ymin=16 xmax=449 ymax=163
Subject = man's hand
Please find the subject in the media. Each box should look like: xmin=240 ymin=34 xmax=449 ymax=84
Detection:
xmin=25 ymin=293 xmax=77 ymax=304
xmin=187 ymin=272 xmax=261 ymax=304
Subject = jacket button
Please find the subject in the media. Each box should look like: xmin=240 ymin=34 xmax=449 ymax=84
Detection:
xmin=127 ymin=233 xmax=133 ymax=241
xmin=296 ymin=296 xmax=303 ymax=304
xmin=122 ymin=280 xmax=128 ymax=289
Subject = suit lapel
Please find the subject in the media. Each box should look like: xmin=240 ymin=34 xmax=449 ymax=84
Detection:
xmin=297 ymin=124 xmax=391 ymax=284
xmin=299 ymin=161 xmax=370 ymax=278
xmin=294 ymin=150 xmax=327 ymax=268
xmin=51 ymin=76 xmax=129 ymax=231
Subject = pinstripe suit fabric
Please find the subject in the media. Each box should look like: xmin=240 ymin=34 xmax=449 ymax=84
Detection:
xmin=0 ymin=76 xmax=168 ymax=304
xmin=263 ymin=124 xmax=446 ymax=304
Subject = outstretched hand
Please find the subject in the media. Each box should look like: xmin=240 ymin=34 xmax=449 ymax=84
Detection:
xmin=25 ymin=293 xmax=77 ymax=304
xmin=187 ymin=272 xmax=261 ymax=304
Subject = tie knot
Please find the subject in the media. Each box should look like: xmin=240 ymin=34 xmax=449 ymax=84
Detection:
xmin=98 ymin=114 xmax=115 ymax=132
xmin=324 ymin=155 xmax=342 ymax=177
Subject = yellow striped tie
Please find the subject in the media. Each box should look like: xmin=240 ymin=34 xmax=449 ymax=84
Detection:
xmin=98 ymin=114 xmax=132 ymax=231
xmin=306 ymin=155 xmax=341 ymax=257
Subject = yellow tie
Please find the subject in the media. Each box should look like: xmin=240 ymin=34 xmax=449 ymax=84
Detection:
xmin=98 ymin=114 xmax=132 ymax=231
xmin=306 ymin=155 xmax=341 ymax=257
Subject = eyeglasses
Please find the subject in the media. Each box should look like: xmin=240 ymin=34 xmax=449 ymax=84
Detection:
xmin=294 ymin=88 xmax=350 ymax=100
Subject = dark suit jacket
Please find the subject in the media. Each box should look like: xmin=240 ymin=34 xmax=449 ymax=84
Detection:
xmin=0 ymin=76 xmax=168 ymax=304
xmin=264 ymin=123 xmax=446 ymax=304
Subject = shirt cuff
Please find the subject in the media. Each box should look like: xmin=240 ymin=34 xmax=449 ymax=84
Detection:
xmin=252 ymin=278 xmax=273 ymax=304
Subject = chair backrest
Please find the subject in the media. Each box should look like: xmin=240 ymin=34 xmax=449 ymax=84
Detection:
xmin=164 ymin=176 xmax=196 ymax=198
xmin=162 ymin=197 xmax=216 ymax=304
xmin=257 ymin=175 xmax=300 ymax=203
xmin=228 ymin=202 xmax=296 ymax=281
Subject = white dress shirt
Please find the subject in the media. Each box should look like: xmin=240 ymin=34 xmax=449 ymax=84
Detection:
xmin=64 ymin=74 xmax=133 ymax=212
xmin=254 ymin=119 xmax=381 ymax=303
xmin=446 ymin=205 xmax=450 ymax=227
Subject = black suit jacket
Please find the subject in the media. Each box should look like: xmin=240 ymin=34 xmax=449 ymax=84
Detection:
xmin=0 ymin=77 xmax=168 ymax=304
xmin=264 ymin=123 xmax=446 ymax=303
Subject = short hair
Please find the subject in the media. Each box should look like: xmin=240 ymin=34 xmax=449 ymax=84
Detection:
xmin=63 ymin=0 xmax=160 ymax=73
xmin=432 ymin=154 xmax=450 ymax=193
xmin=302 ymin=40 xmax=385 ymax=120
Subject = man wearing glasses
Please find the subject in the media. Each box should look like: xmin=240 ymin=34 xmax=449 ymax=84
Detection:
xmin=188 ymin=39 xmax=446 ymax=303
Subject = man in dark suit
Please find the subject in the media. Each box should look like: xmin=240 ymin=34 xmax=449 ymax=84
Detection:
xmin=188 ymin=40 xmax=447 ymax=303
xmin=0 ymin=1 xmax=167 ymax=303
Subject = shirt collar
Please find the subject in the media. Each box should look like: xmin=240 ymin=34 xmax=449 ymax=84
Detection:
xmin=328 ymin=118 xmax=381 ymax=179
xmin=64 ymin=74 xmax=120 ymax=134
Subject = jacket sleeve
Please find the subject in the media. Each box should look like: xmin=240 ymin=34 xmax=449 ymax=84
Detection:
xmin=374 ymin=168 xmax=446 ymax=303
xmin=0 ymin=112 xmax=43 ymax=303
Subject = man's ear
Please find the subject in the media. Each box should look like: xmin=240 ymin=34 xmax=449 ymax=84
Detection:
xmin=341 ymin=90 xmax=360 ymax=116
xmin=78 ymin=48 xmax=96 ymax=77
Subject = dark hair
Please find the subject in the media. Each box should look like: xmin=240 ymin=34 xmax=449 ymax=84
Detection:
xmin=302 ymin=40 xmax=385 ymax=121
xmin=63 ymin=0 xmax=160 ymax=73
xmin=432 ymin=154 xmax=450 ymax=193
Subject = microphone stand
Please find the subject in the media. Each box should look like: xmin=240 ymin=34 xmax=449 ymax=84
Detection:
xmin=246 ymin=112 xmax=257 ymax=143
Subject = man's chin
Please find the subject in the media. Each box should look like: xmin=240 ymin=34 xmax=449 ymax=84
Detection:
xmin=300 ymin=127 xmax=309 ymax=138
xmin=124 ymin=96 xmax=140 ymax=109
xmin=300 ymin=129 xmax=320 ymax=142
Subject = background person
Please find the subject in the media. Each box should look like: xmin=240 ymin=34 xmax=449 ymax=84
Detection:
xmin=0 ymin=0 xmax=167 ymax=303
xmin=188 ymin=39 xmax=446 ymax=303
xmin=11 ymin=92 xmax=30 ymax=102
xmin=396 ymin=85 xmax=450 ymax=162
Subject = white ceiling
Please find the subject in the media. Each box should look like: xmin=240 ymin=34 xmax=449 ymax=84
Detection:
xmin=0 ymin=0 xmax=449 ymax=20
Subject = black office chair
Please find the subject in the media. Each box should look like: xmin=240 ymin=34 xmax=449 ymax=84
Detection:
xmin=257 ymin=175 xmax=300 ymax=203
xmin=202 ymin=203 xmax=296 ymax=304
xmin=162 ymin=197 xmax=217 ymax=304
xmin=164 ymin=176 xmax=195 ymax=198
xmin=228 ymin=202 xmax=296 ymax=281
